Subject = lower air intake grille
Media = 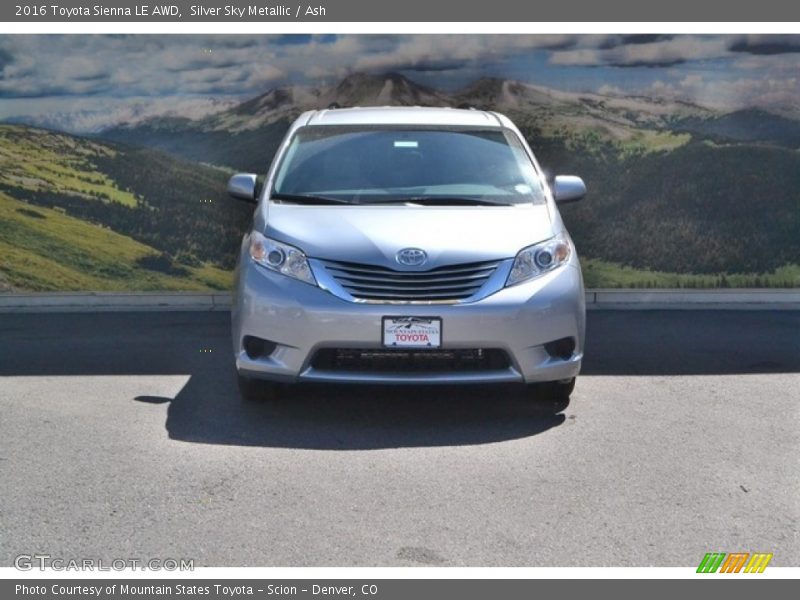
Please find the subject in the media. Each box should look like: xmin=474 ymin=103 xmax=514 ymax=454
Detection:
xmin=310 ymin=348 xmax=511 ymax=373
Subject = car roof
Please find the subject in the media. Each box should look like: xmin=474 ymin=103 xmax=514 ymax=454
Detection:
xmin=302 ymin=106 xmax=511 ymax=128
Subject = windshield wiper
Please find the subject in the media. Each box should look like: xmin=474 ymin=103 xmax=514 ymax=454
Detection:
xmin=271 ymin=192 xmax=354 ymax=205
xmin=361 ymin=196 xmax=513 ymax=206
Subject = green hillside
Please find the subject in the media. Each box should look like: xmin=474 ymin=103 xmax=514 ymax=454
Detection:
xmin=0 ymin=124 xmax=244 ymax=292
xmin=0 ymin=126 xmax=139 ymax=207
xmin=0 ymin=191 xmax=231 ymax=292
xmin=102 ymin=118 xmax=289 ymax=174
xmin=524 ymin=129 xmax=800 ymax=280
xmin=1 ymin=118 xmax=798 ymax=292
xmin=582 ymin=259 xmax=800 ymax=289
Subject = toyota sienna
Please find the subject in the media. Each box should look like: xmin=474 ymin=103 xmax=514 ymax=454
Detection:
xmin=228 ymin=106 xmax=587 ymax=401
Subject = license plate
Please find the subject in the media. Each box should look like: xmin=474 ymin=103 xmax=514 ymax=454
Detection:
xmin=382 ymin=317 xmax=441 ymax=348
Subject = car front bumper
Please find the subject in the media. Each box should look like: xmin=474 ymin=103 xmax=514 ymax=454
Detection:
xmin=232 ymin=256 xmax=585 ymax=385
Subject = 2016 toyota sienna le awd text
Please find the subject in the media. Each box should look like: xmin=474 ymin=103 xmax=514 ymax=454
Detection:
xmin=227 ymin=106 xmax=587 ymax=401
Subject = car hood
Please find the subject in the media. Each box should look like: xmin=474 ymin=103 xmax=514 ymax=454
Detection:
xmin=263 ymin=203 xmax=555 ymax=268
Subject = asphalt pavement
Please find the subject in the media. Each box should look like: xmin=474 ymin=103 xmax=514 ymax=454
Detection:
xmin=0 ymin=310 xmax=798 ymax=566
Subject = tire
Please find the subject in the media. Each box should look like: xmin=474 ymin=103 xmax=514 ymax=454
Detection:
xmin=531 ymin=377 xmax=576 ymax=401
xmin=237 ymin=374 xmax=281 ymax=402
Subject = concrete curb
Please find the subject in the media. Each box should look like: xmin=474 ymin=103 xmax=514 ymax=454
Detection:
xmin=585 ymin=289 xmax=800 ymax=310
xmin=0 ymin=290 xmax=798 ymax=312
xmin=0 ymin=292 xmax=232 ymax=312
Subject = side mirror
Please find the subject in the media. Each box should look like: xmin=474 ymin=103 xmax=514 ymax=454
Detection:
xmin=227 ymin=173 xmax=258 ymax=203
xmin=553 ymin=175 xmax=586 ymax=204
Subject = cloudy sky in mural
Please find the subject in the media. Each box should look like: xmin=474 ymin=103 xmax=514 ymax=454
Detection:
xmin=1 ymin=34 xmax=798 ymax=131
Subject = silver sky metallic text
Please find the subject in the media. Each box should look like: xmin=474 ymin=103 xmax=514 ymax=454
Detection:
xmin=190 ymin=5 xmax=288 ymax=17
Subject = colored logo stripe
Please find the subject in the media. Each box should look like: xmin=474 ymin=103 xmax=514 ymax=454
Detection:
xmin=697 ymin=553 xmax=726 ymax=573
xmin=719 ymin=553 xmax=749 ymax=573
xmin=697 ymin=552 xmax=773 ymax=573
xmin=744 ymin=553 xmax=773 ymax=573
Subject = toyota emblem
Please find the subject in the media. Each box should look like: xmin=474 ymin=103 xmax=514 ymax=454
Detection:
xmin=396 ymin=248 xmax=428 ymax=267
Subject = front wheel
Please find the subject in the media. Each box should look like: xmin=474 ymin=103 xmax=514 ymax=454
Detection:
xmin=237 ymin=374 xmax=282 ymax=402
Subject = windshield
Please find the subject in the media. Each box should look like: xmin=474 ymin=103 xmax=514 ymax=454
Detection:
xmin=271 ymin=125 xmax=546 ymax=205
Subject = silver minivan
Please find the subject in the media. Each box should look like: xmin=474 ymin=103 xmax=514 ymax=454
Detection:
xmin=228 ymin=106 xmax=586 ymax=401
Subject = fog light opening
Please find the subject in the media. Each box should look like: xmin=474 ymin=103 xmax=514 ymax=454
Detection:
xmin=243 ymin=336 xmax=277 ymax=360
xmin=544 ymin=337 xmax=575 ymax=360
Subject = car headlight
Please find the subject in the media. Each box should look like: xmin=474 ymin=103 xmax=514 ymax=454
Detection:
xmin=249 ymin=231 xmax=316 ymax=285
xmin=506 ymin=233 xmax=572 ymax=287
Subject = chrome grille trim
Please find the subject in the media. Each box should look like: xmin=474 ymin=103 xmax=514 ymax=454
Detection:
xmin=325 ymin=262 xmax=498 ymax=277
xmin=313 ymin=258 xmax=508 ymax=303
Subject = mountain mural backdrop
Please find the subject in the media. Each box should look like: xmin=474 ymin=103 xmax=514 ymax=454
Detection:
xmin=1 ymin=35 xmax=799 ymax=291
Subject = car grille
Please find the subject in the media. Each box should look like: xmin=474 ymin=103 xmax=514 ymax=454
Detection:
xmin=310 ymin=348 xmax=511 ymax=373
xmin=320 ymin=259 xmax=500 ymax=302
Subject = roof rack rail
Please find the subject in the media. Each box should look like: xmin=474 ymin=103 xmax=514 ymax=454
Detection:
xmin=455 ymin=102 xmax=477 ymax=110
xmin=327 ymin=102 xmax=341 ymax=109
